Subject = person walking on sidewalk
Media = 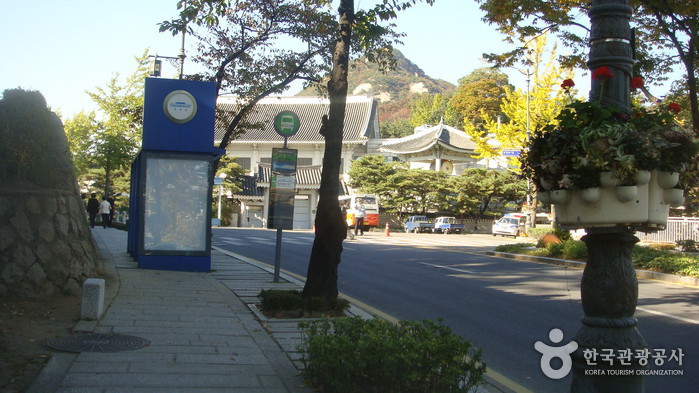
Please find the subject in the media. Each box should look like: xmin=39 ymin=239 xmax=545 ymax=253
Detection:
xmin=86 ymin=193 xmax=100 ymax=228
xmin=354 ymin=200 xmax=366 ymax=236
xmin=99 ymin=196 xmax=112 ymax=228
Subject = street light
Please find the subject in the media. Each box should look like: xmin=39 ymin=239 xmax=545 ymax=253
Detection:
xmin=217 ymin=173 xmax=227 ymax=222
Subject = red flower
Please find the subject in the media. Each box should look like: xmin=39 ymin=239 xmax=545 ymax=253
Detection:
xmin=630 ymin=77 xmax=644 ymax=90
xmin=592 ymin=66 xmax=614 ymax=80
xmin=561 ymin=79 xmax=575 ymax=89
xmin=667 ymin=103 xmax=682 ymax=114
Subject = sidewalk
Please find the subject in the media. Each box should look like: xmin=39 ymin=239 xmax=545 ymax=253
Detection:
xmin=28 ymin=228 xmax=315 ymax=393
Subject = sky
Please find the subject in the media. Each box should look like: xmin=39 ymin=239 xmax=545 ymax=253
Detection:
xmin=0 ymin=0 xmax=609 ymax=120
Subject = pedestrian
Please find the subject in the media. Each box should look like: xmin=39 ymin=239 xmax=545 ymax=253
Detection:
xmin=354 ymin=200 xmax=366 ymax=236
xmin=341 ymin=201 xmax=355 ymax=240
xmin=99 ymin=196 xmax=112 ymax=229
xmin=86 ymin=193 xmax=100 ymax=228
xmin=107 ymin=195 xmax=115 ymax=226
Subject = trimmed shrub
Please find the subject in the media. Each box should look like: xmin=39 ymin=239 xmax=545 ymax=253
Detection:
xmin=562 ymin=240 xmax=588 ymax=261
xmin=299 ymin=317 xmax=486 ymax=393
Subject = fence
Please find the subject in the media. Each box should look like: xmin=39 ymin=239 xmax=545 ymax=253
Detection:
xmin=636 ymin=217 xmax=699 ymax=243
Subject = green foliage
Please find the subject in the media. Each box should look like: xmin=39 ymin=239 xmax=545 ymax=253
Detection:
xmin=494 ymin=243 xmax=537 ymax=253
xmin=449 ymin=67 xmax=511 ymax=131
xmin=258 ymin=289 xmax=349 ymax=315
xmin=64 ymin=52 xmax=148 ymax=196
xmin=526 ymin=227 xmax=554 ymax=241
xmin=298 ymin=317 xmax=486 ymax=393
xmin=676 ymin=239 xmax=698 ymax=252
xmin=498 ymin=240 xmax=699 ymax=278
xmin=562 ymin=240 xmax=588 ymax=260
xmin=0 ymin=88 xmax=76 ymax=189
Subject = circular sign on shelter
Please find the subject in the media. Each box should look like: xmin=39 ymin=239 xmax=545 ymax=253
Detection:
xmin=163 ymin=90 xmax=198 ymax=124
xmin=274 ymin=110 xmax=300 ymax=137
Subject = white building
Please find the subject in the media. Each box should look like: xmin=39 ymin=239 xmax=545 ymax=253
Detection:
xmin=215 ymin=96 xmax=380 ymax=229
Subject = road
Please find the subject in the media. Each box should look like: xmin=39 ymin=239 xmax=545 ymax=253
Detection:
xmin=212 ymin=227 xmax=698 ymax=393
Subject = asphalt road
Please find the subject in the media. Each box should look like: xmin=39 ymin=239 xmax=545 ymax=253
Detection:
xmin=212 ymin=227 xmax=698 ymax=393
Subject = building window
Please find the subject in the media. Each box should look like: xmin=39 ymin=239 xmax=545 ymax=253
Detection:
xmin=234 ymin=157 xmax=251 ymax=171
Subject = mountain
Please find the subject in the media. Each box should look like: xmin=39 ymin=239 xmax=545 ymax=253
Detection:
xmin=297 ymin=50 xmax=456 ymax=124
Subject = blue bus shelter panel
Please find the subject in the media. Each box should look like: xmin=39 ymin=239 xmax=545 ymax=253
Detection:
xmin=142 ymin=78 xmax=217 ymax=153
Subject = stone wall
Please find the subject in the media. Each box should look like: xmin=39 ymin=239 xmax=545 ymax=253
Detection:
xmin=0 ymin=186 xmax=101 ymax=297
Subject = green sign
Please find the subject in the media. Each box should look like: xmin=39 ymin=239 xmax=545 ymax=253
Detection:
xmin=274 ymin=110 xmax=300 ymax=137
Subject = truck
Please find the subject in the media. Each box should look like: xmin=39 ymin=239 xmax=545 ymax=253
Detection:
xmin=404 ymin=215 xmax=434 ymax=233
xmin=433 ymin=217 xmax=465 ymax=234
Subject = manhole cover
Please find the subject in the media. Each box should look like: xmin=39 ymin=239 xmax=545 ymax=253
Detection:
xmin=46 ymin=333 xmax=150 ymax=353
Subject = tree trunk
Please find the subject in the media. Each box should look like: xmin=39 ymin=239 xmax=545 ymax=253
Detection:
xmin=301 ymin=0 xmax=353 ymax=302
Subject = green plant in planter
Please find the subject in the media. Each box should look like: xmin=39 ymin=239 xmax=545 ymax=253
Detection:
xmin=522 ymin=74 xmax=698 ymax=191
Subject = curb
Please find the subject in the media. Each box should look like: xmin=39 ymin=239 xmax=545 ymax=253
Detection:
xmin=487 ymin=251 xmax=699 ymax=287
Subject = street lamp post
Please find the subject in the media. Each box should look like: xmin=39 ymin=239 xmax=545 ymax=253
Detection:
xmin=570 ymin=1 xmax=646 ymax=391
xmin=217 ymin=173 xmax=227 ymax=222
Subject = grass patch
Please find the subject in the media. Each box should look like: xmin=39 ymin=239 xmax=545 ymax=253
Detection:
xmin=495 ymin=241 xmax=699 ymax=278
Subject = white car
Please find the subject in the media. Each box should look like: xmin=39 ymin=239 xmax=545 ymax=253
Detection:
xmin=492 ymin=215 xmax=526 ymax=238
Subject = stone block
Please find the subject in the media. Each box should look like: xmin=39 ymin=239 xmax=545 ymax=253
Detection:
xmin=81 ymin=278 xmax=105 ymax=320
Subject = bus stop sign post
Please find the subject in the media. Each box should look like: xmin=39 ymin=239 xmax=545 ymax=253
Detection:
xmin=271 ymin=111 xmax=300 ymax=282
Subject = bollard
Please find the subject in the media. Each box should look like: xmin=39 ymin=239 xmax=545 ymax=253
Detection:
xmin=81 ymin=278 xmax=105 ymax=320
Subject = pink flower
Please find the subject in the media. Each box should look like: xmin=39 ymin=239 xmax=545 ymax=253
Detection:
xmin=592 ymin=66 xmax=614 ymax=80
xmin=630 ymin=77 xmax=644 ymax=90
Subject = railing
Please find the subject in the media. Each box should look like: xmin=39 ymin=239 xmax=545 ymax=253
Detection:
xmin=635 ymin=217 xmax=699 ymax=243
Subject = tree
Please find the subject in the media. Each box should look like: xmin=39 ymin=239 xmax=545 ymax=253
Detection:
xmin=409 ymin=93 xmax=459 ymax=127
xmin=346 ymin=154 xmax=407 ymax=199
xmin=64 ymin=53 xmax=148 ymax=196
xmin=480 ymin=34 xmax=575 ymax=160
xmin=449 ymin=67 xmax=512 ymax=130
xmin=453 ymin=168 xmax=526 ymax=215
xmin=302 ymin=0 xmax=435 ymax=302
xmin=164 ymin=0 xmax=434 ymax=302
xmin=160 ymin=0 xmax=400 ymax=152
xmin=476 ymin=0 xmax=699 ymax=134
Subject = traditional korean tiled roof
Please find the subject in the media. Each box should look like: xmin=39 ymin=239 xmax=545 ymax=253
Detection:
xmin=215 ymin=96 xmax=378 ymax=144
xmin=257 ymin=164 xmax=349 ymax=194
xmin=231 ymin=175 xmax=264 ymax=200
xmin=378 ymin=123 xmax=477 ymax=154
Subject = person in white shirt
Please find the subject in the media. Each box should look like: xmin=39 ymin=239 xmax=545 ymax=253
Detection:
xmin=354 ymin=201 xmax=366 ymax=236
xmin=99 ymin=196 xmax=112 ymax=228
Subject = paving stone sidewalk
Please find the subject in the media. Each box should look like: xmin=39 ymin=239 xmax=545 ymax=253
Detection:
xmin=28 ymin=228 xmax=314 ymax=393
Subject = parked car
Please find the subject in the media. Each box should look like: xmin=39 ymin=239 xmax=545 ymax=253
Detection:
xmin=404 ymin=215 xmax=434 ymax=233
xmin=433 ymin=217 xmax=465 ymax=234
xmin=492 ymin=214 xmax=527 ymax=238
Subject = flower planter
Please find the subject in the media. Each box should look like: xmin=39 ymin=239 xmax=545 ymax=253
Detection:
xmin=614 ymin=185 xmax=638 ymax=202
xmin=554 ymin=171 xmax=681 ymax=231
xmin=537 ymin=191 xmax=553 ymax=205
xmin=551 ymin=189 xmax=572 ymax=204
xmin=635 ymin=170 xmax=651 ymax=185
xmin=581 ymin=187 xmax=601 ymax=203
xmin=663 ymin=188 xmax=684 ymax=207
xmin=657 ymin=171 xmax=679 ymax=189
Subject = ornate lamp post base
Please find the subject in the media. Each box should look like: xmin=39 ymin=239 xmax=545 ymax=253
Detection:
xmin=570 ymin=228 xmax=647 ymax=392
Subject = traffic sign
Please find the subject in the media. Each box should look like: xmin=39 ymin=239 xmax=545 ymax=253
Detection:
xmin=502 ymin=149 xmax=521 ymax=157
xmin=274 ymin=110 xmax=300 ymax=137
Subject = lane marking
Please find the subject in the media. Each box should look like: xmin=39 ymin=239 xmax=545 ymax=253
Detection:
xmin=419 ymin=262 xmax=477 ymax=275
xmin=636 ymin=306 xmax=699 ymax=325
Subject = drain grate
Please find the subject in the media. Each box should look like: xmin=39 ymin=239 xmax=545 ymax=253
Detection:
xmin=46 ymin=333 xmax=150 ymax=353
